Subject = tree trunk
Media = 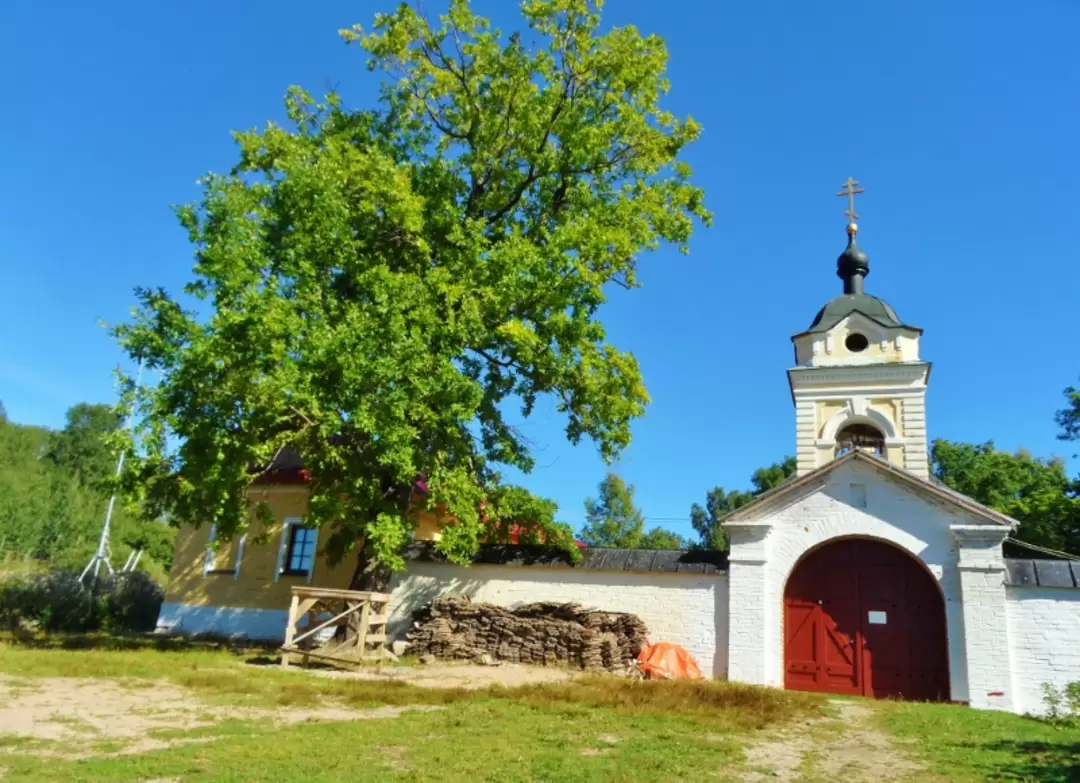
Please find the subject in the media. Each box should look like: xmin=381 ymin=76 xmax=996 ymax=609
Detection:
xmin=349 ymin=537 xmax=392 ymax=593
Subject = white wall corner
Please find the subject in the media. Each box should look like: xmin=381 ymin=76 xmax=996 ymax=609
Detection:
xmin=951 ymin=523 xmax=1014 ymax=711
xmin=724 ymin=521 xmax=772 ymax=564
xmin=951 ymin=525 xmax=1009 ymax=571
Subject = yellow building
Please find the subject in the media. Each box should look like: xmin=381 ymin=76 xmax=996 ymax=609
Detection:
xmin=158 ymin=473 xmax=446 ymax=639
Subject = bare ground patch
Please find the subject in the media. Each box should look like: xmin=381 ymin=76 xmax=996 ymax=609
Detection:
xmin=740 ymin=700 xmax=928 ymax=782
xmin=304 ymin=660 xmax=580 ymax=690
xmin=0 ymin=674 xmax=439 ymax=758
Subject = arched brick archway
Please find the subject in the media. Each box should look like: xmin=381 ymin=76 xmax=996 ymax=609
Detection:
xmin=783 ymin=537 xmax=949 ymax=701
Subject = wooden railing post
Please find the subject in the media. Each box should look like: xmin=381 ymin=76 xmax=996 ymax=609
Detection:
xmin=355 ymin=599 xmax=371 ymax=672
xmin=281 ymin=592 xmax=300 ymax=669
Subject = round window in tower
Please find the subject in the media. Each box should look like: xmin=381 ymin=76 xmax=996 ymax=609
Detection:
xmin=845 ymin=333 xmax=869 ymax=352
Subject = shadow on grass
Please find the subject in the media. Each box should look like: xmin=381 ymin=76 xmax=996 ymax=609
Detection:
xmin=1 ymin=631 xmax=279 ymax=656
xmin=971 ymin=738 xmax=1080 ymax=782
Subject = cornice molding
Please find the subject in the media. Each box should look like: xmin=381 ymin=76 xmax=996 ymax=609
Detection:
xmin=789 ymin=362 xmax=930 ymax=387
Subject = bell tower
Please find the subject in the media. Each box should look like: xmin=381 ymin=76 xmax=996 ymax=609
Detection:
xmin=788 ymin=179 xmax=931 ymax=478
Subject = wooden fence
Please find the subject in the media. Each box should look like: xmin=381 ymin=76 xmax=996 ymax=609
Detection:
xmin=280 ymin=586 xmax=391 ymax=671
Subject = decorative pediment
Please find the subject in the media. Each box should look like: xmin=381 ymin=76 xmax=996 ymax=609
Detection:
xmin=723 ymin=450 xmax=1017 ymax=528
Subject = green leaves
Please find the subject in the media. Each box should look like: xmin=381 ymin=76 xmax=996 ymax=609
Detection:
xmin=1056 ymin=381 xmax=1080 ymax=445
xmin=931 ymin=440 xmax=1080 ymax=555
xmin=115 ymin=0 xmax=707 ymax=574
xmin=580 ymin=472 xmax=685 ymax=549
xmin=0 ymin=408 xmax=174 ymax=581
xmin=690 ymin=457 xmax=796 ymax=551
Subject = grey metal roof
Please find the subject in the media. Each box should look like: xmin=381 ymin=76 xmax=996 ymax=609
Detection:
xmin=795 ymin=293 xmax=921 ymax=337
xmin=401 ymin=542 xmax=727 ymax=574
xmin=1004 ymin=559 xmax=1080 ymax=589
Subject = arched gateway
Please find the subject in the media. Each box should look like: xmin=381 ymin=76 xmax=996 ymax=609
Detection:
xmin=783 ymin=538 xmax=949 ymax=701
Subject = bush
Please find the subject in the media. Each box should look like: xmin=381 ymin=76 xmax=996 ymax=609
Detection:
xmin=1042 ymin=681 xmax=1080 ymax=722
xmin=102 ymin=571 xmax=164 ymax=632
xmin=0 ymin=569 xmax=164 ymax=634
xmin=0 ymin=571 xmax=104 ymax=632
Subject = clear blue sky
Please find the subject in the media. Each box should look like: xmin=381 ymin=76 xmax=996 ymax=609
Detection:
xmin=2 ymin=0 xmax=1079 ymax=539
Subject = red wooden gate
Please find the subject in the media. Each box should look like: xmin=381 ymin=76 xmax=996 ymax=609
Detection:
xmin=783 ymin=538 xmax=949 ymax=701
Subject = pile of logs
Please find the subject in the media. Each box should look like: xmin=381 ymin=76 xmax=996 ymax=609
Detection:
xmin=406 ymin=596 xmax=649 ymax=672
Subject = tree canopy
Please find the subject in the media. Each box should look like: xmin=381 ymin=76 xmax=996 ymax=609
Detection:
xmin=1056 ymin=381 xmax=1080 ymax=446
xmin=44 ymin=403 xmax=123 ymax=492
xmin=0 ymin=403 xmax=174 ymax=581
xmin=113 ymin=0 xmax=709 ymax=585
xmin=931 ymin=439 xmax=1080 ymax=556
xmin=579 ymin=472 xmax=686 ymax=549
xmin=690 ymin=457 xmax=796 ymax=550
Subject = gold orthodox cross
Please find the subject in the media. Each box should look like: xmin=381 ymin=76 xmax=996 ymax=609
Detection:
xmin=836 ymin=177 xmax=865 ymax=224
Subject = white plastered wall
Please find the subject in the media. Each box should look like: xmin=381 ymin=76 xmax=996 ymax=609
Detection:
xmin=1006 ymin=586 xmax=1080 ymax=715
xmin=386 ymin=562 xmax=728 ymax=677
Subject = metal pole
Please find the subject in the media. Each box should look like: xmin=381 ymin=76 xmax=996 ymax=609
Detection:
xmin=80 ymin=362 xmax=143 ymax=586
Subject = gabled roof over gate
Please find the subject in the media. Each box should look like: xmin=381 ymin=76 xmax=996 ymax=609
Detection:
xmin=722 ymin=448 xmax=1018 ymax=528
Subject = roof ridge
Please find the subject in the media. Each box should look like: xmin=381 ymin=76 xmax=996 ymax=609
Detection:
xmin=722 ymin=448 xmax=1017 ymax=528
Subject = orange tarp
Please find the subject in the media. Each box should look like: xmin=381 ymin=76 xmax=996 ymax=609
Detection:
xmin=636 ymin=642 xmax=703 ymax=680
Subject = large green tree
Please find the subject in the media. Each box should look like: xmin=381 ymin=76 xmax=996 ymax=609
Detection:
xmin=113 ymin=0 xmax=708 ymax=588
xmin=690 ymin=457 xmax=796 ymax=550
xmin=580 ymin=472 xmax=685 ymax=549
xmin=931 ymin=440 xmax=1080 ymax=556
xmin=44 ymin=403 xmax=123 ymax=491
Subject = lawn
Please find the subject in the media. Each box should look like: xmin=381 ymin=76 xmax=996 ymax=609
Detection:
xmin=0 ymin=635 xmax=1076 ymax=782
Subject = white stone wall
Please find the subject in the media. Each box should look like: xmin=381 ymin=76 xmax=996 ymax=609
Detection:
xmin=727 ymin=459 xmax=996 ymax=704
xmin=1006 ymin=586 xmax=1080 ymax=715
xmin=158 ymin=602 xmax=289 ymax=641
xmin=386 ymin=562 xmax=728 ymax=677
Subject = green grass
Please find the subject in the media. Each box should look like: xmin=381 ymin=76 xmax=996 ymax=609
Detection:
xmin=0 ymin=635 xmax=826 ymax=782
xmin=4 ymin=635 xmax=1079 ymax=782
xmin=879 ymin=700 xmax=1080 ymax=782
xmin=0 ymin=633 xmax=819 ymax=729
xmin=0 ymin=700 xmax=762 ymax=782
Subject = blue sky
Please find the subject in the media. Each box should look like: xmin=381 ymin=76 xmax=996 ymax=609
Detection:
xmin=2 ymin=0 xmax=1079 ymax=539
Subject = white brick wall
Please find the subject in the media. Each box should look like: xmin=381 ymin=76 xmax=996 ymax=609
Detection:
xmin=1007 ymin=587 xmax=1080 ymax=715
xmin=387 ymin=562 xmax=727 ymax=677
xmin=727 ymin=460 xmax=995 ymax=703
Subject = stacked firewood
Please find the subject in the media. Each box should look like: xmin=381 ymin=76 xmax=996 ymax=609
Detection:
xmin=406 ymin=596 xmax=649 ymax=672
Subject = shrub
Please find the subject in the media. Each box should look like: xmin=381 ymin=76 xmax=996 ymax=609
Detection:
xmin=1041 ymin=680 xmax=1080 ymax=722
xmin=0 ymin=569 xmax=165 ymax=634
xmin=0 ymin=571 xmax=104 ymax=632
xmin=102 ymin=571 xmax=164 ymax=632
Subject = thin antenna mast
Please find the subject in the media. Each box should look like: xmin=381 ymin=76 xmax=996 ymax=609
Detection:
xmin=80 ymin=362 xmax=143 ymax=586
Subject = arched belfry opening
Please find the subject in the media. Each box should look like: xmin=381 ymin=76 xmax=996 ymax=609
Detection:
xmin=783 ymin=537 xmax=950 ymax=702
xmin=834 ymin=423 xmax=886 ymax=457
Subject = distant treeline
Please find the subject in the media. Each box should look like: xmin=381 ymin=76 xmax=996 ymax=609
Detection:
xmin=0 ymin=402 xmax=174 ymax=582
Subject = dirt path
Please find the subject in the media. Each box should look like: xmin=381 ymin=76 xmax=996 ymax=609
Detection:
xmin=305 ymin=659 xmax=579 ymax=689
xmin=0 ymin=674 xmax=438 ymax=758
xmin=740 ymin=700 xmax=927 ymax=782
